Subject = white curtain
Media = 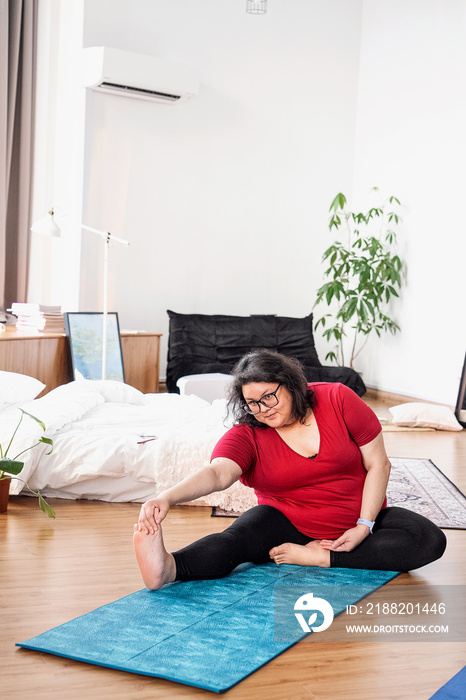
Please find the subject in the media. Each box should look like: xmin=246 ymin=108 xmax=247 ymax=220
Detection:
xmin=0 ymin=0 xmax=37 ymax=311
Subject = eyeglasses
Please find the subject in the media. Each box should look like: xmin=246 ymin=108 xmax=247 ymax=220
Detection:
xmin=242 ymin=384 xmax=281 ymax=415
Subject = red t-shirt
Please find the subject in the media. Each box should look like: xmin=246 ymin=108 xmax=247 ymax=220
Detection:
xmin=211 ymin=382 xmax=383 ymax=539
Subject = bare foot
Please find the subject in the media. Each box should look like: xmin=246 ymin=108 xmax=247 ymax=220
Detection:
xmin=133 ymin=523 xmax=176 ymax=590
xmin=269 ymin=540 xmax=330 ymax=567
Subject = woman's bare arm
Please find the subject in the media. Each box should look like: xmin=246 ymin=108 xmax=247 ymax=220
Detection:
xmin=137 ymin=457 xmax=243 ymax=534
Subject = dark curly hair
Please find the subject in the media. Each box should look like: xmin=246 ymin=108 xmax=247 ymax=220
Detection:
xmin=226 ymin=349 xmax=316 ymax=428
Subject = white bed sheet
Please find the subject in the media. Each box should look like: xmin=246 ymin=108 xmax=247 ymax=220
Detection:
xmin=0 ymin=379 xmax=258 ymax=511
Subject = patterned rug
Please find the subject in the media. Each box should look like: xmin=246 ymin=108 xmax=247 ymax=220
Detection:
xmin=213 ymin=458 xmax=466 ymax=529
xmin=387 ymin=458 xmax=466 ymax=529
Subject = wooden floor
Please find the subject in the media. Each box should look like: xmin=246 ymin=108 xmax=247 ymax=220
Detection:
xmin=1 ymin=399 xmax=465 ymax=700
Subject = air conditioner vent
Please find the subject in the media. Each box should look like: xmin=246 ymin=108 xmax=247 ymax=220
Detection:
xmin=82 ymin=47 xmax=198 ymax=104
xmin=99 ymin=81 xmax=181 ymax=102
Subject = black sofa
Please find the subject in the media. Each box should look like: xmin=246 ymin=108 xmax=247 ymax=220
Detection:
xmin=166 ymin=310 xmax=366 ymax=397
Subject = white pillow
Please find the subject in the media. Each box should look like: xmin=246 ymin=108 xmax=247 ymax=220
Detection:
xmin=388 ymin=402 xmax=463 ymax=431
xmin=0 ymin=370 xmax=45 ymax=409
xmin=81 ymin=379 xmax=146 ymax=405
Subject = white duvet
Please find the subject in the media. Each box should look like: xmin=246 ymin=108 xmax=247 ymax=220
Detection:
xmin=0 ymin=380 xmax=258 ymax=512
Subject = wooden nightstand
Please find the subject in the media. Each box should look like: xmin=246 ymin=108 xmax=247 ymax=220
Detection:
xmin=0 ymin=326 xmax=162 ymax=395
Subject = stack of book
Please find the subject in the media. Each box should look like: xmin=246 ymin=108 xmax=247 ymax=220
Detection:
xmin=39 ymin=305 xmax=65 ymax=333
xmin=10 ymin=303 xmax=43 ymax=331
xmin=10 ymin=303 xmax=65 ymax=333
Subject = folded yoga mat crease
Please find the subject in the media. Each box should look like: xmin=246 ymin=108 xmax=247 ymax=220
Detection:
xmin=17 ymin=563 xmax=399 ymax=693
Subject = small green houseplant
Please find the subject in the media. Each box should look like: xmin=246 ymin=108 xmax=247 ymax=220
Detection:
xmin=0 ymin=409 xmax=55 ymax=518
xmin=314 ymin=189 xmax=403 ymax=369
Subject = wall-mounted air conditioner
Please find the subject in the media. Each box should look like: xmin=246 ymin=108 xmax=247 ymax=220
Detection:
xmin=82 ymin=46 xmax=199 ymax=104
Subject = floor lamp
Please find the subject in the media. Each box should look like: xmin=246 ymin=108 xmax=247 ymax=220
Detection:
xmin=31 ymin=209 xmax=130 ymax=380
xmin=80 ymin=225 xmax=129 ymax=379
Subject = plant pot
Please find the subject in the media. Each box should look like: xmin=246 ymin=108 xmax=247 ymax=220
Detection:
xmin=0 ymin=477 xmax=11 ymax=513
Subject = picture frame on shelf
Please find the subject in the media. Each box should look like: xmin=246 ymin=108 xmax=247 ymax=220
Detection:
xmin=455 ymin=350 xmax=466 ymax=428
xmin=64 ymin=312 xmax=125 ymax=382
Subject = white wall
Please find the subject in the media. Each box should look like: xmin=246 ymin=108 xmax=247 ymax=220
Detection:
xmin=79 ymin=0 xmax=363 ymax=379
xmin=353 ymin=0 xmax=466 ymax=404
xmin=30 ymin=0 xmax=466 ymax=403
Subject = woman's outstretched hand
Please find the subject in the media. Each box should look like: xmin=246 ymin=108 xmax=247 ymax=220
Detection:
xmin=319 ymin=524 xmax=370 ymax=553
xmin=137 ymin=497 xmax=170 ymax=535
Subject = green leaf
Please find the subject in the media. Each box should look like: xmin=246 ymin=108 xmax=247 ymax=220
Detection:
xmin=322 ymin=244 xmax=338 ymax=260
xmin=323 ymin=326 xmax=343 ymax=342
xmin=0 ymin=459 xmax=24 ymax=476
xmin=314 ymin=316 xmax=325 ymax=329
xmin=359 ymin=302 xmax=368 ymax=324
xmin=329 ymin=215 xmax=341 ymax=231
xmin=329 ymin=193 xmax=346 ymax=213
xmin=353 ymin=213 xmax=366 ymax=225
xmin=387 ymin=285 xmax=399 ymax=297
xmin=364 ymin=300 xmax=376 ymax=319
xmin=38 ymin=493 xmax=56 ymax=519
xmin=339 ymin=297 xmax=358 ymax=321
xmin=20 ymin=409 xmax=46 ymax=432
xmin=389 ymin=270 xmax=402 ymax=285
xmin=39 ymin=436 xmax=54 ymax=455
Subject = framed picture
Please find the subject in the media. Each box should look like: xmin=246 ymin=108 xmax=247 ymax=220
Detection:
xmin=455 ymin=351 xmax=466 ymax=428
xmin=64 ymin=312 xmax=125 ymax=382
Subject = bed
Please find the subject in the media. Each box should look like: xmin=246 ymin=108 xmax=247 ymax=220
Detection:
xmin=0 ymin=371 xmax=258 ymax=512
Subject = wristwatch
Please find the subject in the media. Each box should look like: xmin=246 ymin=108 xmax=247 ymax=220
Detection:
xmin=357 ymin=517 xmax=375 ymax=533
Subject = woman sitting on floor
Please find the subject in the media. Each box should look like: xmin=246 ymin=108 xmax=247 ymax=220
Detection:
xmin=133 ymin=349 xmax=446 ymax=590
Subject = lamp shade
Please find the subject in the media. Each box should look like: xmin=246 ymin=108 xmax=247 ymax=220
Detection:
xmin=246 ymin=0 xmax=267 ymax=13
xmin=30 ymin=209 xmax=61 ymax=237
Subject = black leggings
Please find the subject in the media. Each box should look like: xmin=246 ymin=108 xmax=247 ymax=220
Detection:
xmin=172 ymin=505 xmax=447 ymax=580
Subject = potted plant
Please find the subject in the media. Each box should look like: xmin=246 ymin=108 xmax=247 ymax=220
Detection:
xmin=314 ymin=188 xmax=403 ymax=369
xmin=0 ymin=408 xmax=55 ymax=518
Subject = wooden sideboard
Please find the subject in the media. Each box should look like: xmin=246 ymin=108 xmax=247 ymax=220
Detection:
xmin=0 ymin=327 xmax=162 ymax=395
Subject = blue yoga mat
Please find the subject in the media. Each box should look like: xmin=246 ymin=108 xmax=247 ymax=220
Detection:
xmin=429 ymin=666 xmax=466 ymax=700
xmin=17 ymin=563 xmax=398 ymax=693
